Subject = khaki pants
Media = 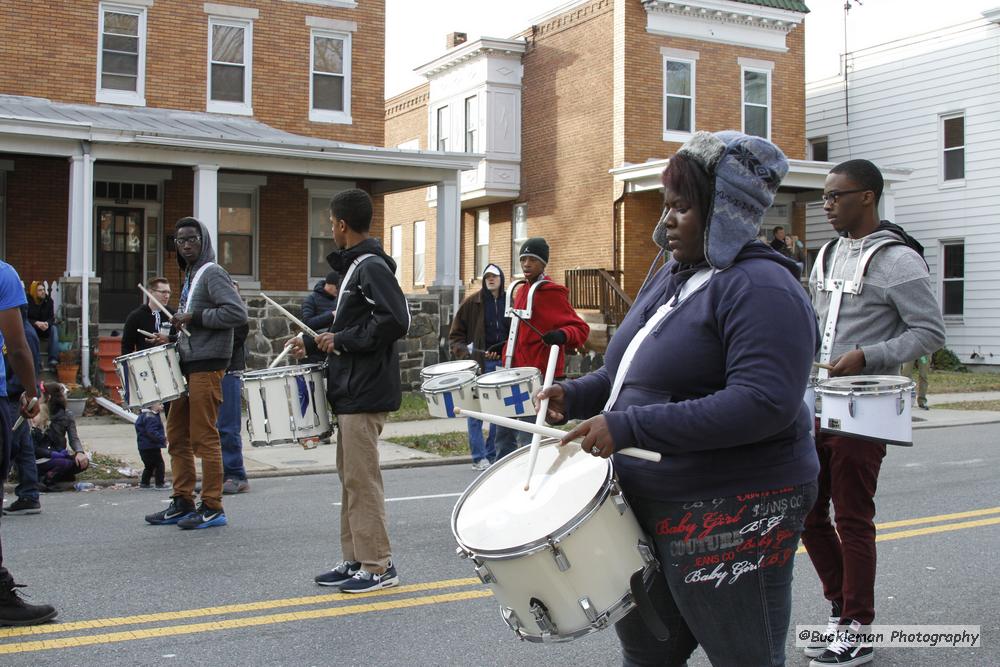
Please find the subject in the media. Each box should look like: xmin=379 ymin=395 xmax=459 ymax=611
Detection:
xmin=167 ymin=370 xmax=225 ymax=510
xmin=336 ymin=412 xmax=391 ymax=572
xmin=901 ymin=357 xmax=929 ymax=407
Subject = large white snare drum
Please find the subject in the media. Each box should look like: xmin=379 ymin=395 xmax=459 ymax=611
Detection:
xmin=243 ymin=364 xmax=332 ymax=447
xmin=452 ymin=439 xmax=656 ymax=642
xmin=476 ymin=367 xmax=541 ymax=418
xmin=114 ymin=344 xmax=187 ymax=409
xmin=421 ymin=371 xmax=480 ymax=419
xmin=421 ymin=359 xmax=479 ymax=381
xmin=816 ymin=375 xmax=915 ymax=446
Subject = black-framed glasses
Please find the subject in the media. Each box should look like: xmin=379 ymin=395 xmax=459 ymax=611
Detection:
xmin=174 ymin=235 xmax=202 ymax=247
xmin=821 ymin=189 xmax=868 ymax=204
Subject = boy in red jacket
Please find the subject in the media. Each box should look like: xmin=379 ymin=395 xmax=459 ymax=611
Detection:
xmin=494 ymin=238 xmax=589 ymax=460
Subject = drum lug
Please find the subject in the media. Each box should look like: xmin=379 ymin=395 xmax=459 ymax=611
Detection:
xmin=578 ymin=597 xmax=598 ymax=623
xmin=455 ymin=546 xmax=470 ymax=560
xmin=637 ymin=540 xmax=657 ymax=566
xmin=611 ymin=484 xmax=628 ymax=516
xmin=848 ymin=393 xmax=856 ymax=418
xmin=547 ymin=539 xmax=571 ymax=572
xmin=897 ymin=393 xmax=905 ymax=416
xmin=474 ymin=562 xmax=496 ymax=585
xmin=501 ymin=606 xmax=525 ymax=640
xmin=529 ymin=598 xmax=558 ymax=638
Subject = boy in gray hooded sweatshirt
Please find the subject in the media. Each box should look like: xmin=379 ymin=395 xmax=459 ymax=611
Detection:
xmin=144 ymin=218 xmax=247 ymax=530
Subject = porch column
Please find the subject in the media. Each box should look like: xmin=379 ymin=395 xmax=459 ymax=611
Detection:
xmin=65 ymin=154 xmax=94 ymax=277
xmin=193 ymin=164 xmax=219 ymax=248
xmin=432 ymin=171 xmax=462 ymax=312
xmin=878 ymin=187 xmax=896 ymax=222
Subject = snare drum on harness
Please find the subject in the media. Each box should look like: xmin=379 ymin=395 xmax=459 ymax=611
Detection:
xmin=114 ymin=344 xmax=187 ymax=409
xmin=476 ymin=368 xmax=542 ymax=418
xmin=816 ymin=375 xmax=915 ymax=446
xmin=242 ymin=363 xmax=332 ymax=447
xmin=420 ymin=359 xmax=479 ymax=381
xmin=452 ymin=438 xmax=657 ymax=642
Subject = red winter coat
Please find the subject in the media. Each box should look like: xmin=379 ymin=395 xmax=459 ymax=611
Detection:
xmin=502 ymin=276 xmax=589 ymax=378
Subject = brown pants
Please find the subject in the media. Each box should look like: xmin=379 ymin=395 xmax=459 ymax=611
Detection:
xmin=166 ymin=370 xmax=225 ymax=510
xmin=336 ymin=412 xmax=391 ymax=572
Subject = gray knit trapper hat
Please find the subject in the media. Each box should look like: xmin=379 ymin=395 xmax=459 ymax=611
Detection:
xmin=669 ymin=130 xmax=789 ymax=270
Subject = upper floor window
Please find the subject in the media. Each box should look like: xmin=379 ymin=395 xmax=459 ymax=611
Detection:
xmin=310 ymin=30 xmax=352 ymax=124
xmin=475 ymin=209 xmax=490 ymax=277
xmin=218 ymin=188 xmax=256 ymax=278
xmin=465 ymin=95 xmax=479 ymax=152
xmin=809 ymin=137 xmax=829 ymax=162
xmin=97 ymin=4 xmax=147 ymax=106
xmin=390 ymin=225 xmax=403 ymax=283
xmin=941 ymin=241 xmax=965 ymax=317
xmin=741 ymin=61 xmax=772 ymax=139
xmin=942 ymin=113 xmax=965 ymax=183
xmin=512 ymin=203 xmax=528 ymax=278
xmin=413 ymin=220 xmax=426 ymax=286
xmin=208 ymin=18 xmax=253 ymax=115
xmin=436 ymin=106 xmax=449 ymax=152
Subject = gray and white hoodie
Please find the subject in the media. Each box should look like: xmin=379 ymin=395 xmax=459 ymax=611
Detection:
xmin=809 ymin=227 xmax=945 ymax=375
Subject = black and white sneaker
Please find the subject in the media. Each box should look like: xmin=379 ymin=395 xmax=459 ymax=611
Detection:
xmin=810 ymin=620 xmax=874 ymax=666
xmin=804 ymin=611 xmax=842 ymax=658
xmin=177 ymin=504 xmax=227 ymax=530
xmin=338 ymin=562 xmax=399 ymax=594
xmin=315 ymin=561 xmax=361 ymax=587
xmin=144 ymin=498 xmax=196 ymax=525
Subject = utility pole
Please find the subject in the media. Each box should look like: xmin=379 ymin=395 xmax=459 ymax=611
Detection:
xmin=843 ymin=0 xmax=861 ymax=126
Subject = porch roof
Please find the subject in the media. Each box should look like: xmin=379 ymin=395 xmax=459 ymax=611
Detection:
xmin=0 ymin=94 xmax=479 ymax=192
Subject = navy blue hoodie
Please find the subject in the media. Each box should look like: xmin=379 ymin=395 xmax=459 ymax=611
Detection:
xmin=562 ymin=242 xmax=819 ymax=501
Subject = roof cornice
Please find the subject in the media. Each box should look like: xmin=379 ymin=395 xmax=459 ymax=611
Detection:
xmin=642 ymin=0 xmax=804 ymax=32
xmin=414 ymin=37 xmax=527 ymax=78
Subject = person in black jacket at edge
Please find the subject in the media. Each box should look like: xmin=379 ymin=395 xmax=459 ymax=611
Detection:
xmin=289 ymin=189 xmax=409 ymax=594
xmin=301 ymin=271 xmax=340 ymax=363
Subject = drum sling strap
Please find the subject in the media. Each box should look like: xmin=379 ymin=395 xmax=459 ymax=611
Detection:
xmin=815 ymin=238 xmax=902 ymax=379
xmin=502 ymin=278 xmax=550 ymax=369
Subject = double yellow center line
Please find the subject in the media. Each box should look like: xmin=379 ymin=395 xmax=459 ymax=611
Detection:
xmin=1 ymin=506 xmax=998 ymax=654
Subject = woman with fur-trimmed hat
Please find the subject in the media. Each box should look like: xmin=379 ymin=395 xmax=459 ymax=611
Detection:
xmin=538 ymin=131 xmax=819 ymax=666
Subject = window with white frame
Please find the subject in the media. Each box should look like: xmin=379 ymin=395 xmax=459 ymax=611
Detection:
xmin=390 ymin=225 xmax=403 ymax=282
xmin=809 ymin=137 xmax=828 ymax=162
xmin=436 ymin=106 xmax=449 ymax=152
xmin=742 ymin=67 xmax=771 ymax=139
xmin=475 ymin=209 xmax=490 ymax=277
xmin=663 ymin=57 xmax=695 ymax=139
xmin=413 ymin=220 xmax=426 ymax=286
xmin=308 ymin=194 xmax=338 ymax=279
xmin=512 ymin=203 xmax=528 ymax=277
xmin=942 ymin=241 xmax=965 ymax=317
xmin=208 ymin=18 xmax=253 ymax=114
xmin=465 ymin=95 xmax=479 ymax=152
xmin=217 ymin=189 xmax=256 ymax=277
xmin=942 ymin=113 xmax=965 ymax=182
xmin=310 ymin=30 xmax=352 ymax=123
xmin=97 ymin=4 xmax=147 ymax=105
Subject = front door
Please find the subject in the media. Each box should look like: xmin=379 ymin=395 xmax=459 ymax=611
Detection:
xmin=96 ymin=207 xmax=144 ymax=323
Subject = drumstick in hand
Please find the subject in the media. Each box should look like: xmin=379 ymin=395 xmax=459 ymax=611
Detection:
xmin=138 ymin=283 xmax=189 ymax=337
xmin=813 ymin=362 xmax=835 ymax=371
xmin=524 ymin=344 xmax=560 ymax=491
xmin=269 ymin=334 xmax=301 ymax=369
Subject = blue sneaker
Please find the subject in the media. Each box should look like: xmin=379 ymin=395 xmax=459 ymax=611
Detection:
xmin=338 ymin=562 xmax=399 ymax=594
xmin=176 ymin=504 xmax=227 ymax=530
xmin=145 ymin=498 xmax=196 ymax=525
xmin=315 ymin=561 xmax=361 ymax=587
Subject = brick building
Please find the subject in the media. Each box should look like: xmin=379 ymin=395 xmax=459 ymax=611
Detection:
xmin=385 ymin=0 xmax=845 ymax=318
xmin=0 ymin=0 xmax=475 ymax=382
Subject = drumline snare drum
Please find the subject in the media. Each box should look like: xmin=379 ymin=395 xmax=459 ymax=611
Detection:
xmin=452 ymin=439 xmax=657 ymax=643
xmin=421 ymin=371 xmax=480 ymax=419
xmin=242 ymin=363 xmax=332 ymax=447
xmin=420 ymin=359 xmax=479 ymax=381
xmin=114 ymin=344 xmax=187 ymax=409
xmin=475 ymin=367 xmax=542 ymax=419
xmin=816 ymin=375 xmax=915 ymax=446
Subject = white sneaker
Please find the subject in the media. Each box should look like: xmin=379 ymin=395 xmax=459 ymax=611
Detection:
xmin=471 ymin=459 xmax=491 ymax=471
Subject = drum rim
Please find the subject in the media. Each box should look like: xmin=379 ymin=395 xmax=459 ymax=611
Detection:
xmin=420 ymin=359 xmax=479 ymax=379
xmin=248 ymin=429 xmax=333 ymax=447
xmin=451 ymin=440 xmax=614 ymax=559
xmin=475 ymin=367 xmax=541 ymax=387
xmin=420 ymin=370 xmax=478 ymax=392
xmin=243 ymin=363 xmax=327 ymax=379
xmin=506 ymin=588 xmax=641 ymax=643
xmin=113 ymin=342 xmax=178 ymax=365
xmin=816 ymin=374 xmax=915 ymax=396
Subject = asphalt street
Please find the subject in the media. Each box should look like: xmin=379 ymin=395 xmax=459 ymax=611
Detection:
xmin=0 ymin=422 xmax=997 ymax=666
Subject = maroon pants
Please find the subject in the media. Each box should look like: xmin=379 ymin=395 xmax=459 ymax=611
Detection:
xmin=801 ymin=423 xmax=886 ymax=624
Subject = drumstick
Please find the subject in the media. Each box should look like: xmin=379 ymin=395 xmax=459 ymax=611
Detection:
xmin=455 ymin=407 xmax=662 ymax=463
xmin=510 ymin=310 xmax=546 ymax=340
xmin=524 ymin=344 xmax=560 ymax=491
xmin=269 ymin=334 xmax=301 ymax=368
xmin=813 ymin=362 xmax=835 ymax=371
xmin=261 ymin=293 xmax=339 ymax=356
xmin=11 ymin=397 xmax=38 ymax=433
xmin=136 ymin=328 xmax=158 ymax=339
xmin=138 ymin=283 xmax=189 ymax=337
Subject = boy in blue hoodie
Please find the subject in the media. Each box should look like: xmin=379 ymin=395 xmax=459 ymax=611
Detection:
xmin=135 ymin=402 xmax=167 ymax=489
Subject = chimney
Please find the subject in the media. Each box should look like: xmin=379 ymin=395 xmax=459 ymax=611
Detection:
xmin=446 ymin=32 xmax=467 ymax=49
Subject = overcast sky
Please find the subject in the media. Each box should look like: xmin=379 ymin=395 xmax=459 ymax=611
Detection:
xmin=385 ymin=0 xmax=999 ymax=98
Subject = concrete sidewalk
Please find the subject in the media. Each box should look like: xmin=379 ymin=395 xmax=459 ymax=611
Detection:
xmin=58 ymin=390 xmax=1000 ymax=483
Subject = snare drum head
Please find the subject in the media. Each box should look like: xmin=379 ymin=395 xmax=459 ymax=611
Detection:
xmin=476 ymin=367 xmax=539 ymax=387
xmin=421 ymin=360 xmax=479 ymax=379
xmin=244 ymin=363 xmax=325 ymax=380
xmin=454 ymin=440 xmax=609 ymax=552
xmin=817 ymin=375 xmax=914 ymax=394
xmin=421 ymin=371 xmax=476 ymax=392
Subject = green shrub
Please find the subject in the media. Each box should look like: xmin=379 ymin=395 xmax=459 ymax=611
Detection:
xmin=932 ymin=348 xmax=967 ymax=372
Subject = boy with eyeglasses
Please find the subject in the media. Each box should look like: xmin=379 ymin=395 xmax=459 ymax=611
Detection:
xmin=801 ymin=159 xmax=944 ymax=666
xmin=143 ymin=219 xmax=247 ymax=530
xmin=121 ymin=277 xmax=173 ymax=355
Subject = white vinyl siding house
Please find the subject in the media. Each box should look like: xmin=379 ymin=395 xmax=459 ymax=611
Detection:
xmin=806 ymin=10 xmax=1000 ymax=366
